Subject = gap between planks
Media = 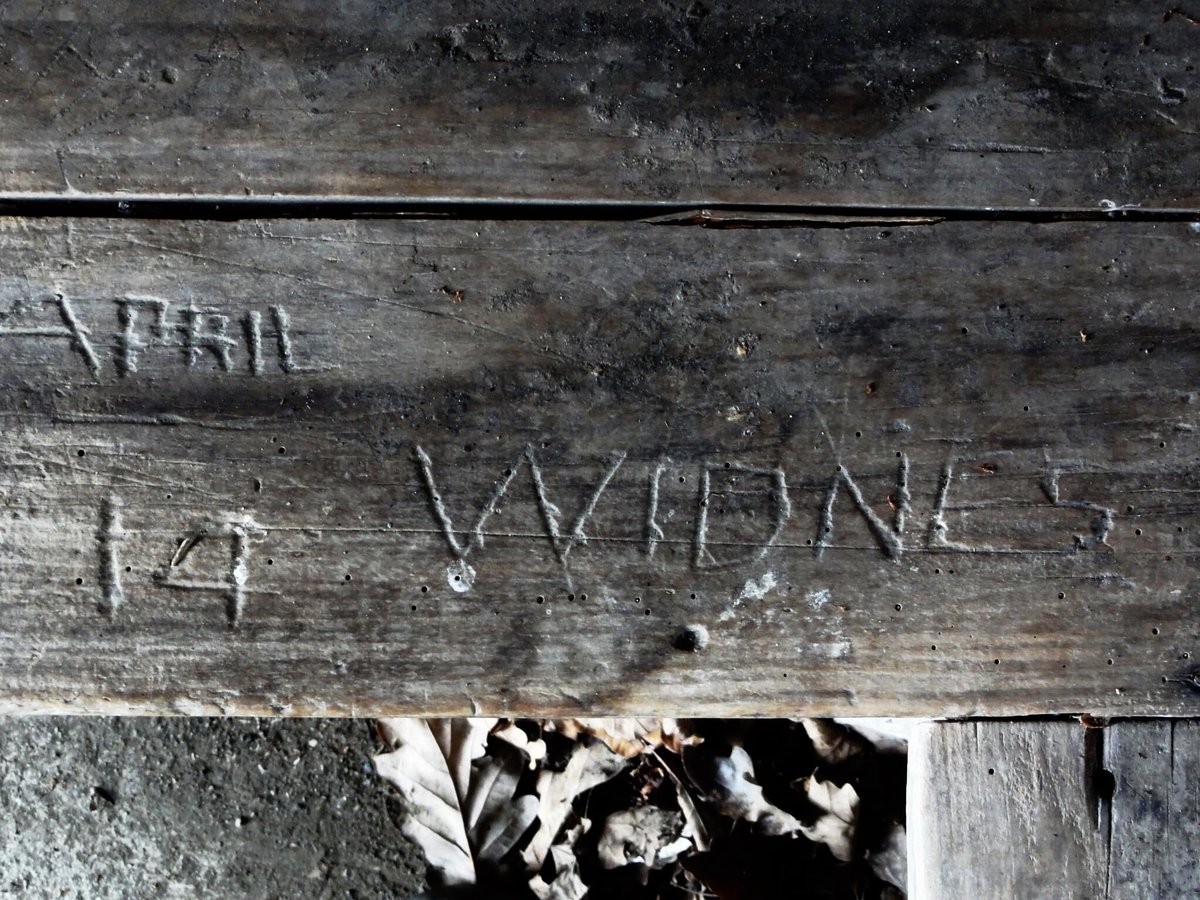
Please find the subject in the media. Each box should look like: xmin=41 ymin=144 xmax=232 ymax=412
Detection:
xmin=0 ymin=197 xmax=1198 ymax=224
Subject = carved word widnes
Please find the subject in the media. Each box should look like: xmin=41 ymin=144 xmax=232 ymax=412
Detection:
xmin=414 ymin=445 xmax=1116 ymax=577
xmin=86 ymin=448 xmax=1118 ymax=626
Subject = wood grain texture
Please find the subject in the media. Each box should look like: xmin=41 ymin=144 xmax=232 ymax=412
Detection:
xmin=910 ymin=719 xmax=1200 ymax=899
xmin=1 ymin=0 xmax=1199 ymax=209
xmin=908 ymin=720 xmax=1106 ymax=899
xmin=1106 ymin=720 xmax=1200 ymax=898
xmin=0 ymin=217 xmax=1199 ymax=716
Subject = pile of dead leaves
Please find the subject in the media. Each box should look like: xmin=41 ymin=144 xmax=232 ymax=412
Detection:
xmin=373 ymin=717 xmax=906 ymax=899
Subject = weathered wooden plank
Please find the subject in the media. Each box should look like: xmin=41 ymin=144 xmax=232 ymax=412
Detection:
xmin=909 ymin=719 xmax=1200 ymax=899
xmin=1106 ymin=720 xmax=1200 ymax=897
xmin=1 ymin=1 xmax=1198 ymax=209
xmin=0 ymin=217 xmax=1199 ymax=716
xmin=908 ymin=720 xmax=1106 ymax=899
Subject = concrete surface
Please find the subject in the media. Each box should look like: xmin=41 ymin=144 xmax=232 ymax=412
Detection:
xmin=0 ymin=718 xmax=428 ymax=898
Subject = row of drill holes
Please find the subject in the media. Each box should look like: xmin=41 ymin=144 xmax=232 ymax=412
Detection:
xmin=67 ymin=575 xmax=1167 ymax=670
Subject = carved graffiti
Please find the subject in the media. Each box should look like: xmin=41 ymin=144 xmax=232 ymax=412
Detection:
xmin=155 ymin=515 xmax=266 ymax=626
xmin=816 ymin=455 xmax=908 ymax=560
xmin=414 ymin=444 xmax=626 ymax=590
xmin=87 ymin=443 xmax=1123 ymax=624
xmin=0 ymin=295 xmax=308 ymax=377
xmin=694 ymin=463 xmax=791 ymax=570
xmin=97 ymin=494 xmax=125 ymax=616
xmin=0 ymin=295 xmax=101 ymax=377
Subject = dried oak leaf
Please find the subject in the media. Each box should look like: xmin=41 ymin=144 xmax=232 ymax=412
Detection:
xmin=868 ymin=822 xmax=907 ymax=893
xmin=529 ymin=843 xmax=589 ymax=900
xmin=795 ymin=775 xmax=860 ymax=862
xmin=650 ymin=749 xmax=711 ymax=852
xmin=528 ymin=817 xmax=590 ymax=900
xmin=597 ymin=805 xmax=690 ymax=872
xmin=799 ymin=718 xmax=871 ymax=765
xmin=521 ymin=738 xmax=629 ymax=873
xmin=545 ymin=718 xmax=697 ymax=758
xmin=491 ymin=720 xmax=548 ymax=769
xmin=684 ymin=743 xmax=802 ymax=836
xmin=374 ymin=717 xmax=538 ymax=887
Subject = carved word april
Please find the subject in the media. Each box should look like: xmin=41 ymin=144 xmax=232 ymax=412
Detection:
xmin=0 ymin=295 xmax=304 ymax=376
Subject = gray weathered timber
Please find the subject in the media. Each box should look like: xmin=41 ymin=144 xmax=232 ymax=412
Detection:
xmin=908 ymin=720 xmax=1106 ymax=899
xmin=0 ymin=217 xmax=1199 ymax=717
xmin=909 ymin=719 xmax=1200 ymax=899
xmin=1106 ymin=720 xmax=1200 ymax=897
xmin=1 ymin=1 xmax=1199 ymax=209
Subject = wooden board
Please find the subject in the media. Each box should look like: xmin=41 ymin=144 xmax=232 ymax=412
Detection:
xmin=2 ymin=1 xmax=1200 ymax=209
xmin=0 ymin=217 xmax=1198 ymax=716
xmin=909 ymin=719 xmax=1200 ymax=899
xmin=1106 ymin=720 xmax=1200 ymax=897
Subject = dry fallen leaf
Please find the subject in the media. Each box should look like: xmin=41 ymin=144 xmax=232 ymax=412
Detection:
xmin=651 ymin=749 xmax=710 ymax=852
xmin=685 ymin=743 xmax=802 ymax=836
xmin=654 ymin=719 xmax=702 ymax=755
xmin=545 ymin=718 xmax=684 ymax=758
xmin=529 ymin=843 xmax=589 ymax=900
xmin=800 ymin=718 xmax=871 ymax=765
xmin=868 ymin=822 xmax=907 ymax=893
xmin=374 ymin=717 xmax=538 ymax=887
xmin=521 ymin=738 xmax=629 ymax=873
xmin=491 ymin=720 xmax=548 ymax=769
xmin=597 ymin=805 xmax=690 ymax=871
xmin=795 ymin=774 xmax=860 ymax=862
xmin=376 ymin=717 xmax=904 ymax=898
